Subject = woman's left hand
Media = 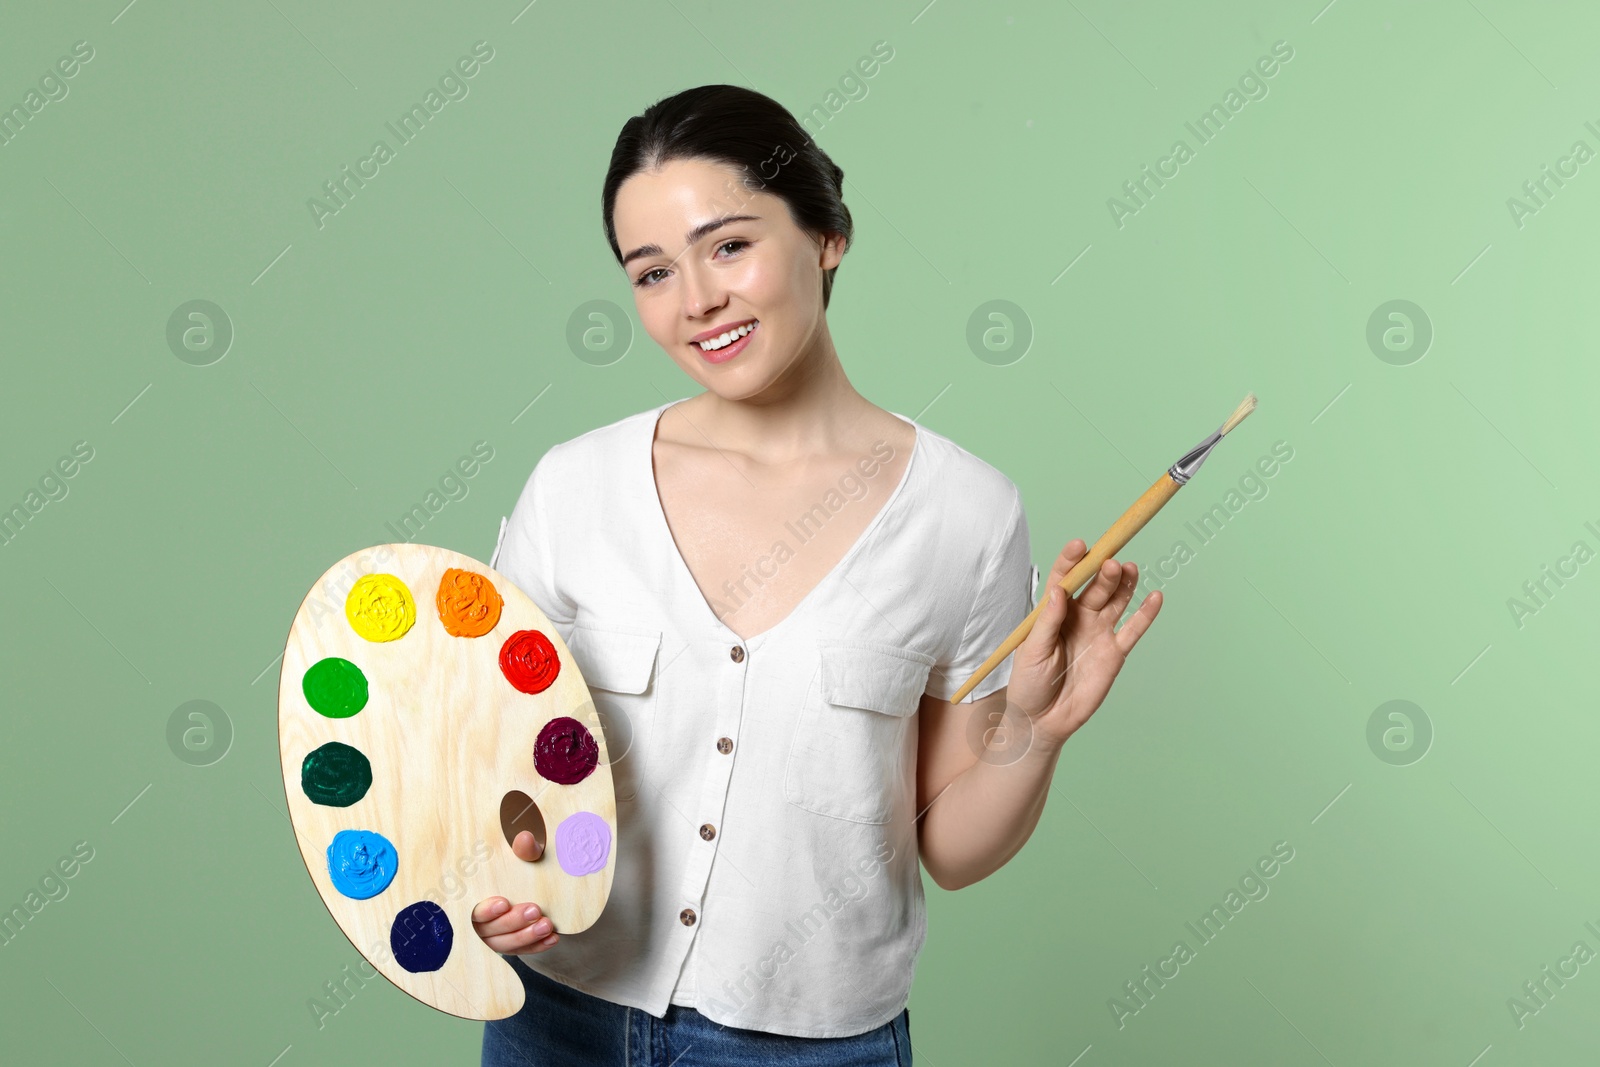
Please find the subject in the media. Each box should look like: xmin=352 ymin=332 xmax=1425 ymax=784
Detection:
xmin=1006 ymin=538 xmax=1163 ymax=750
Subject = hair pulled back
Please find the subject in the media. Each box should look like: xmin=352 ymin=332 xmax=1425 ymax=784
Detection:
xmin=602 ymin=84 xmax=853 ymax=308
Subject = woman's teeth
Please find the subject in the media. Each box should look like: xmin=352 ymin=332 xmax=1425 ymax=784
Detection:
xmin=696 ymin=321 xmax=756 ymax=352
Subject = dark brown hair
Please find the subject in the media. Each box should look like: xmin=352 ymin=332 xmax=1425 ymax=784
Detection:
xmin=602 ymin=84 xmax=854 ymax=308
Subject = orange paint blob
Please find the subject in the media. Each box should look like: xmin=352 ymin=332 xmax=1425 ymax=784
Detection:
xmin=436 ymin=568 xmax=504 ymax=638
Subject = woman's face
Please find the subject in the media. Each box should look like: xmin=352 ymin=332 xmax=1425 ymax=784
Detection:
xmin=612 ymin=156 xmax=845 ymax=399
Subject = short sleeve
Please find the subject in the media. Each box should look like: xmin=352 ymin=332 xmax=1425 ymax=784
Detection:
xmin=491 ymin=454 xmax=577 ymax=628
xmin=927 ymin=487 xmax=1035 ymax=703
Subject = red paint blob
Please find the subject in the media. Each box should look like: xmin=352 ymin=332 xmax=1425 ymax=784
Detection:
xmin=535 ymin=716 xmax=599 ymax=785
xmin=499 ymin=629 xmax=561 ymax=694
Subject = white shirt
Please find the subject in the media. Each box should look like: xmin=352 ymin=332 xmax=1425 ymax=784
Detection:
xmin=490 ymin=398 xmax=1037 ymax=1039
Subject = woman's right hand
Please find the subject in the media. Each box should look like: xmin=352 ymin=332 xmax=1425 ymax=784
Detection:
xmin=472 ymin=831 xmax=561 ymax=954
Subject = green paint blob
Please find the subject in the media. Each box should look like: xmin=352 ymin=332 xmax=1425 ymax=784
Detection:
xmin=301 ymin=742 xmax=373 ymax=807
xmin=303 ymin=657 xmax=368 ymax=718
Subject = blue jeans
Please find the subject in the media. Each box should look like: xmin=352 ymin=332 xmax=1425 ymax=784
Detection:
xmin=481 ymin=955 xmax=913 ymax=1066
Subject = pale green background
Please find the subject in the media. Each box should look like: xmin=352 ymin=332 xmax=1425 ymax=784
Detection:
xmin=3 ymin=0 xmax=1597 ymax=1063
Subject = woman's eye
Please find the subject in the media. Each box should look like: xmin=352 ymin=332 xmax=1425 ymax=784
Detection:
xmin=716 ymin=239 xmax=748 ymax=256
xmin=634 ymin=267 xmax=666 ymax=288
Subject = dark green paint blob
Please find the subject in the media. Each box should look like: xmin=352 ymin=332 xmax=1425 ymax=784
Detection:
xmin=301 ymin=741 xmax=373 ymax=807
xmin=303 ymin=657 xmax=369 ymax=718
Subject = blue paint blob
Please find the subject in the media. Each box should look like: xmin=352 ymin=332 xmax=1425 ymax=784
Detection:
xmin=391 ymin=901 xmax=454 ymax=973
xmin=326 ymin=829 xmax=398 ymax=900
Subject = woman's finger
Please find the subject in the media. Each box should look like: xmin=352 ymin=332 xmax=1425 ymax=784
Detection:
xmin=472 ymin=896 xmax=515 ymax=925
xmin=1045 ymin=539 xmax=1088 ymax=589
xmin=473 ymin=898 xmax=546 ymax=938
xmin=1103 ymin=562 xmax=1139 ymax=617
xmin=484 ymin=924 xmax=561 ymax=955
xmin=1113 ymin=591 xmax=1163 ymax=655
xmin=1018 ymin=582 xmax=1069 ymax=663
xmin=1075 ymin=558 xmax=1124 ymax=612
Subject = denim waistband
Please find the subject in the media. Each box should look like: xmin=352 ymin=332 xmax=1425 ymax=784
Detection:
xmin=481 ymin=954 xmax=912 ymax=1066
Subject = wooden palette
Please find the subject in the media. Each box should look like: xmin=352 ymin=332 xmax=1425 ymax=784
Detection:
xmin=277 ymin=542 xmax=615 ymax=1020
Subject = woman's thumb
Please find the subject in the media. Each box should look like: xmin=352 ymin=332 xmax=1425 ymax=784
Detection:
xmin=513 ymin=831 xmax=543 ymax=863
xmin=1023 ymin=583 xmax=1068 ymax=654
xmin=1047 ymin=582 xmax=1070 ymax=620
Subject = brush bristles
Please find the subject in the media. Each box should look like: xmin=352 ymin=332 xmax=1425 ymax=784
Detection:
xmin=1220 ymin=393 xmax=1257 ymax=436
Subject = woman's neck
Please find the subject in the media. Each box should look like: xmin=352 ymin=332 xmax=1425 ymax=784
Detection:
xmin=667 ymin=325 xmax=879 ymax=463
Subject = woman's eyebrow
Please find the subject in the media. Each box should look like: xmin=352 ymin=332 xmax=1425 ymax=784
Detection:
xmin=621 ymin=214 xmax=762 ymax=266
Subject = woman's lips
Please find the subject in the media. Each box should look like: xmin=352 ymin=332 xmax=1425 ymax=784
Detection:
xmin=693 ymin=320 xmax=758 ymax=364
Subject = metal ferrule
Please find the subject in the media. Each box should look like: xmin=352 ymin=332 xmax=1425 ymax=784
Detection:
xmin=1167 ymin=428 xmax=1223 ymax=485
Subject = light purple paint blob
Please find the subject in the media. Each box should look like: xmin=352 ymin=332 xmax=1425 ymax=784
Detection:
xmin=555 ymin=811 xmax=611 ymax=876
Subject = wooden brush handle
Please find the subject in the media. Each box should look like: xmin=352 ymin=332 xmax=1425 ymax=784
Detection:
xmin=948 ymin=471 xmax=1182 ymax=704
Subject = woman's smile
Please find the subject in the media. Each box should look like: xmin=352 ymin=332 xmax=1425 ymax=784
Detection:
xmin=691 ymin=318 xmax=758 ymax=363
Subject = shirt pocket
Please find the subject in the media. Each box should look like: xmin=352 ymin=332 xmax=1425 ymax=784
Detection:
xmin=565 ymin=623 xmax=662 ymax=803
xmin=784 ymin=640 xmax=936 ymax=825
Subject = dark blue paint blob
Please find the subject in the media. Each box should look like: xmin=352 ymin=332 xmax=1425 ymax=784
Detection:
xmin=391 ymin=901 xmax=453 ymax=973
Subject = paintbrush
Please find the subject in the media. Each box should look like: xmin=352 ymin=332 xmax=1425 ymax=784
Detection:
xmin=949 ymin=393 xmax=1258 ymax=703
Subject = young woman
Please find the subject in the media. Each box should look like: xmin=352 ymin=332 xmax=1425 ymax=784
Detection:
xmin=473 ymin=84 xmax=1162 ymax=1066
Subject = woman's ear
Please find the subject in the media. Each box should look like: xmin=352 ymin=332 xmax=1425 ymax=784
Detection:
xmin=818 ymin=231 xmax=848 ymax=270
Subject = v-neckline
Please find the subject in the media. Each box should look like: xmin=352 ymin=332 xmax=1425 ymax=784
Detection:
xmin=643 ymin=397 xmax=922 ymax=649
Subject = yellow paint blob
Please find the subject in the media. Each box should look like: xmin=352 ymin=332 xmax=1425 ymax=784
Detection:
xmin=345 ymin=574 xmax=417 ymax=642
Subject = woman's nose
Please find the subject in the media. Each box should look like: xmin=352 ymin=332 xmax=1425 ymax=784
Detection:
xmin=680 ymin=262 xmax=727 ymax=319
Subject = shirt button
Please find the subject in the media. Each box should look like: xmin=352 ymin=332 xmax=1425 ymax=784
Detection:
xmin=699 ymin=823 xmax=716 ymax=840
xmin=729 ymin=645 xmax=745 ymax=663
xmin=680 ymin=908 xmax=697 ymax=926
xmin=716 ymin=737 xmax=733 ymax=754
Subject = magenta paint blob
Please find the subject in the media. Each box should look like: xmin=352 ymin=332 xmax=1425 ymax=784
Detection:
xmin=534 ymin=715 xmax=598 ymax=785
xmin=555 ymin=811 xmax=611 ymax=876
